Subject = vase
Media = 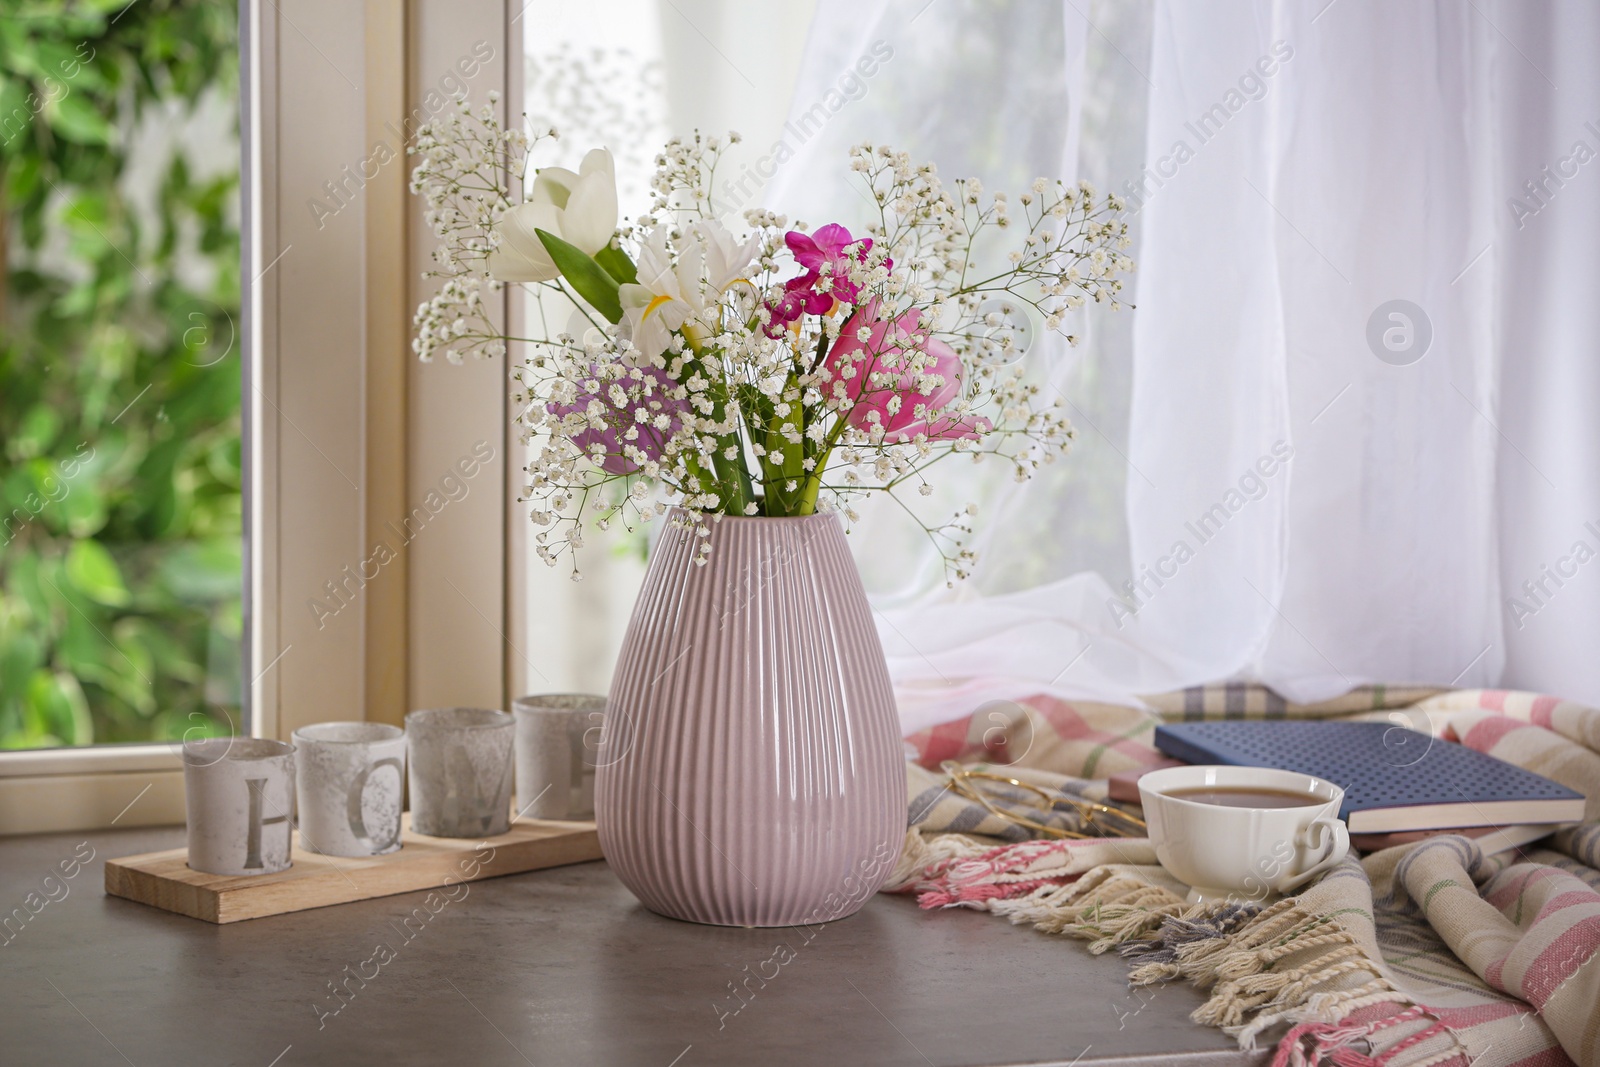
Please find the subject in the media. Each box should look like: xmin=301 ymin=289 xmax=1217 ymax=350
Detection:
xmin=595 ymin=510 xmax=904 ymax=927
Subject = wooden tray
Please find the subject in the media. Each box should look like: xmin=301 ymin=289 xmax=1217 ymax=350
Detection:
xmin=104 ymin=814 xmax=602 ymax=923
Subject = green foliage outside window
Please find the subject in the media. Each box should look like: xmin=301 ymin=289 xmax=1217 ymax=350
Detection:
xmin=0 ymin=0 xmax=241 ymax=748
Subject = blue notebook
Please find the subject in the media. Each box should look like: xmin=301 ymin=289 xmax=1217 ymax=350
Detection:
xmin=1153 ymin=721 xmax=1587 ymax=832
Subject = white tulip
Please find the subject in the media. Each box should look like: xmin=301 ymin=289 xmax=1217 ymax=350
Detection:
xmin=488 ymin=148 xmax=618 ymax=283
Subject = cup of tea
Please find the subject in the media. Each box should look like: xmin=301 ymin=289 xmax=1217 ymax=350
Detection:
xmin=1138 ymin=765 xmax=1350 ymax=904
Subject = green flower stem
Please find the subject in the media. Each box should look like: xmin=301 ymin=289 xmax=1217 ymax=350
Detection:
xmin=761 ymin=371 xmax=807 ymax=517
xmin=794 ymin=415 xmax=851 ymax=517
xmin=681 ymin=336 xmax=746 ymax=515
xmin=709 ymin=394 xmax=747 ymax=515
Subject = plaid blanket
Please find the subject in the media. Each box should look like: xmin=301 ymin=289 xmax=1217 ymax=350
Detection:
xmin=887 ymin=686 xmax=1600 ymax=1066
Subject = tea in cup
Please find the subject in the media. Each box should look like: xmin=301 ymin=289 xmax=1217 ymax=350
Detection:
xmin=1138 ymin=765 xmax=1350 ymax=904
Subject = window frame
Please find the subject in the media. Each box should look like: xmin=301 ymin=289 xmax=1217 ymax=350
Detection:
xmin=0 ymin=0 xmax=519 ymax=835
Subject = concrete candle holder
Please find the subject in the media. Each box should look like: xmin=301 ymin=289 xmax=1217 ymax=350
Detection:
xmin=512 ymin=694 xmax=606 ymax=820
xmin=292 ymin=722 xmax=407 ymax=857
xmin=183 ymin=738 xmax=296 ymax=876
xmin=405 ymin=707 xmax=513 ymax=838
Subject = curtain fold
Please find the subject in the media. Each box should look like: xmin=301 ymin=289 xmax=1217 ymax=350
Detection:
xmin=1494 ymin=0 xmax=1600 ymax=712
xmin=775 ymin=0 xmax=1600 ymax=734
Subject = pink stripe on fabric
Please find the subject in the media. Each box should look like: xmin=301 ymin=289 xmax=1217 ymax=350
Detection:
xmin=1463 ymin=714 xmax=1528 ymax=753
xmin=918 ymin=878 xmax=1060 ymax=908
xmin=1272 ymin=1005 xmax=1433 ymax=1067
xmin=1482 ymin=690 xmax=1510 ymax=712
xmin=913 ymin=715 xmax=976 ymax=768
xmin=1341 ymin=1002 xmax=1454 ymax=1066
xmin=1519 ymin=914 xmax=1600 ymax=1008
xmin=1533 ymin=890 xmax=1600 ymax=925
xmin=1028 ymin=695 xmax=1161 ymax=762
xmin=1530 ymin=694 xmax=1561 ymax=726
xmin=1487 ymin=955 xmax=1507 ymax=991
xmin=1488 ymin=866 xmax=1565 ymax=910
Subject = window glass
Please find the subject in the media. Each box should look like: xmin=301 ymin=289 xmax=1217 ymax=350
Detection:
xmin=0 ymin=2 xmax=241 ymax=749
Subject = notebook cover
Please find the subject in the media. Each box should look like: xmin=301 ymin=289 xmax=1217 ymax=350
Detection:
xmin=1153 ymin=721 xmax=1586 ymax=832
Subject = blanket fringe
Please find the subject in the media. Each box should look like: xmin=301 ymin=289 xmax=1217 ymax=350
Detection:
xmin=1266 ymin=1003 xmax=1463 ymax=1067
xmin=886 ymin=830 xmax=1469 ymax=1066
xmin=989 ymin=867 xmax=1190 ymax=954
xmin=990 ymin=880 xmax=1457 ymax=1066
xmin=882 ymin=829 xmax=990 ymax=893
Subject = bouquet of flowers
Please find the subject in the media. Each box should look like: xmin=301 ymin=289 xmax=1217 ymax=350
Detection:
xmin=410 ymin=95 xmax=1133 ymax=580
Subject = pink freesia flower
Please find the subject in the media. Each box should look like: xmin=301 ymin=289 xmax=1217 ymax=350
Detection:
xmin=762 ymin=285 xmax=812 ymax=338
xmin=785 ymin=222 xmax=885 ymax=305
xmin=764 ymin=223 xmax=893 ymax=337
xmin=785 ymin=272 xmax=834 ymax=315
xmin=824 ymin=302 xmax=992 ymax=441
xmin=787 ymin=222 xmax=862 ymax=273
xmin=548 ymin=365 xmax=688 ymax=475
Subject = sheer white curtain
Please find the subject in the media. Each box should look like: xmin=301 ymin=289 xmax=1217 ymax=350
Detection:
xmin=775 ymin=0 xmax=1600 ymax=732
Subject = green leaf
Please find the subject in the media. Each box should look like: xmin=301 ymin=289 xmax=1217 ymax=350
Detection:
xmin=51 ymin=443 xmax=111 ymax=536
xmin=27 ymin=42 xmax=80 ymax=84
xmin=27 ymin=669 xmax=91 ymax=746
xmin=761 ymin=373 xmax=807 ymax=515
xmin=13 ymin=404 xmax=62 ymax=459
xmin=535 ymin=228 xmax=622 ymax=324
xmin=5 ymin=549 xmax=53 ymax=633
xmin=52 ymin=477 xmax=108 ymax=537
xmin=0 ymin=631 xmax=43 ymax=700
xmin=2 ymin=465 xmax=37 ymax=515
xmin=0 ymin=75 xmax=31 ymax=146
xmin=60 ymin=615 xmax=154 ymax=716
xmin=156 ymin=539 xmax=241 ymax=602
xmin=156 ymin=708 xmax=230 ymax=744
xmin=116 ymin=619 xmax=202 ymax=683
xmin=59 ymin=612 xmax=114 ymax=682
xmin=594 ymin=243 xmax=639 ymax=285
xmin=65 ymin=539 xmax=129 ymax=606
xmin=47 ymin=89 xmax=113 ymax=145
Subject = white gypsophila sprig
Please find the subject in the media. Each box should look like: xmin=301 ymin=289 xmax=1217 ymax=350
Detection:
xmin=409 ymin=90 xmax=542 ymax=365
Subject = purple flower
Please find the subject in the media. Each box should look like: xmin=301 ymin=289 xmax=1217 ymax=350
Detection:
xmin=547 ymin=364 xmax=687 ymax=475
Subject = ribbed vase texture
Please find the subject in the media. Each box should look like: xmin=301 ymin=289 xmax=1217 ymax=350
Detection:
xmin=596 ymin=512 xmax=904 ymax=927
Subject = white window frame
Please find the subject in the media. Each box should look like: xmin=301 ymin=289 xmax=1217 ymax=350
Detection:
xmin=0 ymin=0 xmax=520 ymax=835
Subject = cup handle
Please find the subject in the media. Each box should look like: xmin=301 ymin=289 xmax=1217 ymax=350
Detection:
xmin=1277 ymin=817 xmax=1350 ymax=894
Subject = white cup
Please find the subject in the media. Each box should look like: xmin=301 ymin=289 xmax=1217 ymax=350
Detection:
xmin=1138 ymin=765 xmax=1351 ymax=905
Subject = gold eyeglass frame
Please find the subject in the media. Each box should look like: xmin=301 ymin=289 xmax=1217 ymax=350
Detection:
xmin=941 ymin=761 xmax=1147 ymax=840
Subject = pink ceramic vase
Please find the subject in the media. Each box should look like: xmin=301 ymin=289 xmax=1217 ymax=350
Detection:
xmin=595 ymin=511 xmax=904 ymax=927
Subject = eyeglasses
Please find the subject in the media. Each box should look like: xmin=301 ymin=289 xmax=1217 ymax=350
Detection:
xmin=941 ymin=761 xmax=1147 ymax=839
